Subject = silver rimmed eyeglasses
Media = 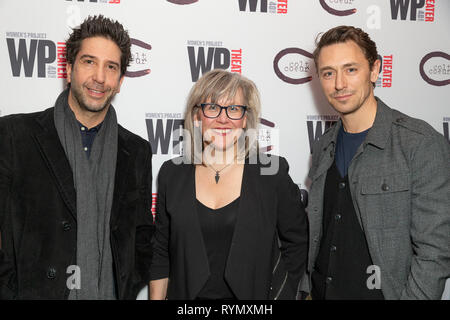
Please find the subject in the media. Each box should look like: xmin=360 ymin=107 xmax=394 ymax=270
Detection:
xmin=198 ymin=103 xmax=247 ymax=120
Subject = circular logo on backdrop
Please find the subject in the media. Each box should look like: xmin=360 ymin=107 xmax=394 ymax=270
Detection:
xmin=167 ymin=0 xmax=198 ymax=4
xmin=259 ymin=117 xmax=276 ymax=153
xmin=319 ymin=0 xmax=357 ymax=16
xmin=125 ymin=38 xmax=152 ymax=78
xmin=273 ymin=48 xmax=313 ymax=85
xmin=419 ymin=51 xmax=450 ymax=86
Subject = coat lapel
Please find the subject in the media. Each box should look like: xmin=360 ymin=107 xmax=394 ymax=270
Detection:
xmin=33 ymin=110 xmax=132 ymax=227
xmin=110 ymin=132 xmax=132 ymax=227
xmin=308 ymin=123 xmax=339 ymax=249
xmin=34 ymin=108 xmax=77 ymax=220
xmin=311 ymin=122 xmax=340 ymax=182
xmin=187 ymin=162 xmax=261 ymax=299
xmin=348 ymin=98 xmax=394 ymax=231
xmin=184 ymin=164 xmax=210 ymax=299
xmin=224 ymin=161 xmax=262 ymax=299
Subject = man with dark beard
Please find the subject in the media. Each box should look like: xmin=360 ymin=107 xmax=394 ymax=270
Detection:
xmin=0 ymin=15 xmax=154 ymax=299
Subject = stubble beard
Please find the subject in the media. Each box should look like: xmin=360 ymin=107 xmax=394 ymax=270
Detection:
xmin=70 ymin=83 xmax=115 ymax=114
xmin=330 ymin=83 xmax=373 ymax=116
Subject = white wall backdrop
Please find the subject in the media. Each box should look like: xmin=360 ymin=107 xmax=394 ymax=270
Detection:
xmin=1 ymin=0 xmax=449 ymax=300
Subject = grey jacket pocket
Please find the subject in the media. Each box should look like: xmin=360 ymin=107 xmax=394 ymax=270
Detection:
xmin=361 ymin=173 xmax=410 ymax=195
xmin=359 ymin=173 xmax=410 ymax=228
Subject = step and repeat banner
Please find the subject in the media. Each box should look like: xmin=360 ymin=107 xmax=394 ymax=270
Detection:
xmin=1 ymin=0 xmax=449 ymax=299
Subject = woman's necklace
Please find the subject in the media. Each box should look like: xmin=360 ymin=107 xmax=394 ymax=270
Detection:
xmin=207 ymin=162 xmax=233 ymax=184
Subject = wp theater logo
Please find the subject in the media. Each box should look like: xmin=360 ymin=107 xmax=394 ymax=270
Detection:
xmin=390 ymin=0 xmax=435 ymax=22
xmin=375 ymin=54 xmax=394 ymax=88
xmin=6 ymin=32 xmax=67 ymax=78
xmin=145 ymin=113 xmax=185 ymax=155
xmin=274 ymin=48 xmax=313 ymax=85
xmin=319 ymin=0 xmax=357 ymax=16
xmin=419 ymin=51 xmax=450 ymax=86
xmin=125 ymin=38 xmax=152 ymax=78
xmin=238 ymin=0 xmax=288 ymax=14
xmin=151 ymin=193 xmax=157 ymax=221
xmin=187 ymin=40 xmax=242 ymax=82
xmin=306 ymin=115 xmax=338 ymax=154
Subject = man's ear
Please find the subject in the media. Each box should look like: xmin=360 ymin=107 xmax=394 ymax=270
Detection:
xmin=370 ymin=59 xmax=381 ymax=83
xmin=116 ymin=75 xmax=125 ymax=93
xmin=67 ymin=63 xmax=73 ymax=84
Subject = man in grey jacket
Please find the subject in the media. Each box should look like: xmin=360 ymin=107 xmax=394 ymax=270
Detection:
xmin=307 ymin=25 xmax=449 ymax=299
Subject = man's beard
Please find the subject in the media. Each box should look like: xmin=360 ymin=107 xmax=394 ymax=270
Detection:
xmin=71 ymin=84 xmax=115 ymax=113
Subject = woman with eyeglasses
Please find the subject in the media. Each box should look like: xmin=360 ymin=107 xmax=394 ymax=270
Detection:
xmin=149 ymin=69 xmax=308 ymax=300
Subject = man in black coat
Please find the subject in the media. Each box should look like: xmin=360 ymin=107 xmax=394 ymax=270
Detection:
xmin=0 ymin=15 xmax=154 ymax=299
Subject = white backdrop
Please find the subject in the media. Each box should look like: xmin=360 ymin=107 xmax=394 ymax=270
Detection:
xmin=1 ymin=0 xmax=449 ymax=300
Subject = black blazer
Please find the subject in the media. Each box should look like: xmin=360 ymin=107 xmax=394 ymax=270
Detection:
xmin=0 ymin=107 xmax=154 ymax=299
xmin=150 ymin=155 xmax=308 ymax=299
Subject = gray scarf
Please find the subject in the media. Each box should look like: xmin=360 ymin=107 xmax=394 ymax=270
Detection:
xmin=54 ymin=89 xmax=117 ymax=300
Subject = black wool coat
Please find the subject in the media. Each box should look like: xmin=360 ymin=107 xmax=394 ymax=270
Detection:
xmin=0 ymin=107 xmax=154 ymax=299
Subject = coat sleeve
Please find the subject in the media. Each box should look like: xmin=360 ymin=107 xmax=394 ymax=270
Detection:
xmin=132 ymin=141 xmax=155 ymax=296
xmin=149 ymin=161 xmax=170 ymax=280
xmin=400 ymin=134 xmax=450 ymax=299
xmin=0 ymin=117 xmax=18 ymax=299
xmin=275 ymin=156 xmax=309 ymax=299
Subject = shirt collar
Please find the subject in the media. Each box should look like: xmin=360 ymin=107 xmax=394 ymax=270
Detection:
xmin=323 ymin=97 xmax=392 ymax=151
xmin=77 ymin=120 xmax=103 ymax=132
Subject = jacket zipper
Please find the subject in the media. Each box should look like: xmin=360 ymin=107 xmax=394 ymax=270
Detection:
xmin=272 ymin=251 xmax=281 ymax=274
xmin=274 ymin=271 xmax=288 ymax=300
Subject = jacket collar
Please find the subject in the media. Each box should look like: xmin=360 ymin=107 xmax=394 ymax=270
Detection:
xmin=110 ymin=131 xmax=131 ymax=227
xmin=321 ymin=96 xmax=392 ymax=151
xmin=34 ymin=107 xmax=77 ymax=220
xmin=34 ymin=107 xmax=131 ymax=223
xmin=310 ymin=97 xmax=392 ymax=182
xmin=364 ymin=97 xmax=393 ymax=150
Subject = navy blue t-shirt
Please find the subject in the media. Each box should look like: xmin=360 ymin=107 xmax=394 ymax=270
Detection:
xmin=335 ymin=125 xmax=370 ymax=177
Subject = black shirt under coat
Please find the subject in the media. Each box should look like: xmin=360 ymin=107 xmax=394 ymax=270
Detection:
xmin=312 ymin=127 xmax=384 ymax=299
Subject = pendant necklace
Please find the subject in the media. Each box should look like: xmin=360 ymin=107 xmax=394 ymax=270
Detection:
xmin=207 ymin=162 xmax=233 ymax=184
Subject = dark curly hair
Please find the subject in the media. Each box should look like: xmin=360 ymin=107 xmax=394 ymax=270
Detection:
xmin=66 ymin=15 xmax=131 ymax=77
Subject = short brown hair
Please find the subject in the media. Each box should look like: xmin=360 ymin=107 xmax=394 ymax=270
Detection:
xmin=66 ymin=15 xmax=131 ymax=77
xmin=313 ymin=25 xmax=378 ymax=71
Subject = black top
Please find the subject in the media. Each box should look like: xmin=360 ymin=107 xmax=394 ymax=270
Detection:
xmin=335 ymin=126 xmax=369 ymax=177
xmin=150 ymin=156 xmax=308 ymax=299
xmin=312 ymin=124 xmax=384 ymax=299
xmin=311 ymin=162 xmax=384 ymax=300
xmin=195 ymin=197 xmax=239 ymax=300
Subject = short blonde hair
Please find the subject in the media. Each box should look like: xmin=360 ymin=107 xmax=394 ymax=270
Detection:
xmin=183 ymin=69 xmax=261 ymax=162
